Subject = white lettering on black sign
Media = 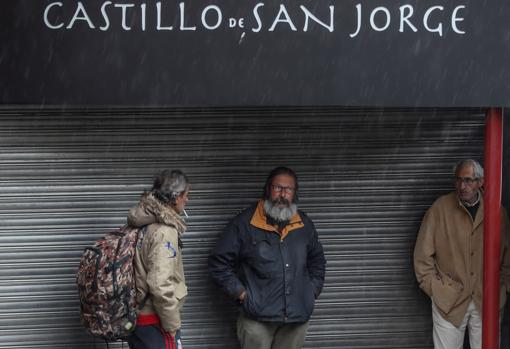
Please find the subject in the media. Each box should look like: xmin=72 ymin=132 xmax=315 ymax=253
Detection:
xmin=43 ymin=1 xmax=467 ymax=37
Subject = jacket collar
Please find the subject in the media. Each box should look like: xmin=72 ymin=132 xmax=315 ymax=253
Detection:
xmin=250 ymin=200 xmax=304 ymax=240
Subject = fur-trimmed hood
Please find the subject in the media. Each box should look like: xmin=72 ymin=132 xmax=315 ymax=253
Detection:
xmin=127 ymin=192 xmax=186 ymax=235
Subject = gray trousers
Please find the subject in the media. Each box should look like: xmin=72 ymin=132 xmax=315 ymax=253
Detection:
xmin=432 ymin=300 xmax=481 ymax=349
xmin=237 ymin=314 xmax=309 ymax=349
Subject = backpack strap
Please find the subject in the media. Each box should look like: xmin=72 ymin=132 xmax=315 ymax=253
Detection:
xmin=138 ymin=293 xmax=150 ymax=311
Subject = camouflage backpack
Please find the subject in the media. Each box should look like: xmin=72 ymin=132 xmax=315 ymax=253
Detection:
xmin=76 ymin=225 xmax=147 ymax=341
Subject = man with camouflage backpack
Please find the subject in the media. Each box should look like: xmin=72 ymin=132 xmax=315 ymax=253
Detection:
xmin=127 ymin=169 xmax=190 ymax=349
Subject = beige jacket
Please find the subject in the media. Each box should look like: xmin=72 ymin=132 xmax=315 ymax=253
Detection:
xmin=127 ymin=193 xmax=187 ymax=334
xmin=414 ymin=191 xmax=510 ymax=327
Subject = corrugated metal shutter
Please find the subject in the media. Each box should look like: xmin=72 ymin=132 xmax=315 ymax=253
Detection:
xmin=0 ymin=107 xmax=485 ymax=349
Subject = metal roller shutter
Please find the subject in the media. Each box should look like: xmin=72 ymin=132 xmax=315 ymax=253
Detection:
xmin=0 ymin=107 xmax=485 ymax=348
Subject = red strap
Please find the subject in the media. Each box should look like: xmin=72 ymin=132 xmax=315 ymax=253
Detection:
xmin=167 ymin=330 xmax=176 ymax=349
xmin=136 ymin=313 xmax=160 ymax=326
xmin=158 ymin=324 xmax=176 ymax=349
xmin=138 ymin=314 xmax=176 ymax=348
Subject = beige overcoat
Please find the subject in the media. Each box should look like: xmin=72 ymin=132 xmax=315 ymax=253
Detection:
xmin=414 ymin=191 xmax=510 ymax=327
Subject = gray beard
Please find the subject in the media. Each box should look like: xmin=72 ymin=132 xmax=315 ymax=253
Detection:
xmin=263 ymin=199 xmax=297 ymax=223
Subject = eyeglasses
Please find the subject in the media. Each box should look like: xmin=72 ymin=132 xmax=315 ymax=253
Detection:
xmin=455 ymin=177 xmax=479 ymax=185
xmin=271 ymin=185 xmax=295 ymax=194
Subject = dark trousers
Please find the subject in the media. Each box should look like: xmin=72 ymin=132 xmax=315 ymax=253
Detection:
xmin=128 ymin=324 xmax=175 ymax=349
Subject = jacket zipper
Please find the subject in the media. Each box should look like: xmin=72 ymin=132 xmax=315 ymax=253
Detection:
xmin=279 ymin=237 xmax=287 ymax=322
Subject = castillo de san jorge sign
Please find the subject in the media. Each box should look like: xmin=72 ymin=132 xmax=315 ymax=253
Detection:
xmin=1 ymin=0 xmax=510 ymax=107
xmin=42 ymin=1 xmax=466 ymax=38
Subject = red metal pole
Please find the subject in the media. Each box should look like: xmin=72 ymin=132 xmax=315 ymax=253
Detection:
xmin=483 ymin=108 xmax=503 ymax=349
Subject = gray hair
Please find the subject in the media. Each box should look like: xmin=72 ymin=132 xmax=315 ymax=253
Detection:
xmin=151 ymin=169 xmax=189 ymax=204
xmin=453 ymin=159 xmax=484 ymax=179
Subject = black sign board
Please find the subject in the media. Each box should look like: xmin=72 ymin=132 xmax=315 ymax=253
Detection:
xmin=1 ymin=0 xmax=509 ymax=107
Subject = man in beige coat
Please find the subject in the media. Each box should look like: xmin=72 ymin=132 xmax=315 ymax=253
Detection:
xmin=414 ymin=159 xmax=510 ymax=349
xmin=127 ymin=170 xmax=190 ymax=349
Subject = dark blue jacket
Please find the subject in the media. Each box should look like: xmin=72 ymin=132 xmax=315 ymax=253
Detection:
xmin=208 ymin=201 xmax=326 ymax=323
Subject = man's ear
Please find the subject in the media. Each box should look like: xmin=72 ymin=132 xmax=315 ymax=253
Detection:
xmin=479 ymin=177 xmax=485 ymax=188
